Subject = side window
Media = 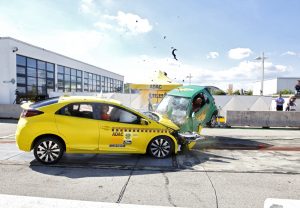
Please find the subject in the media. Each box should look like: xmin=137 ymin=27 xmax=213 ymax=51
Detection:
xmin=58 ymin=103 xmax=94 ymax=119
xmin=192 ymin=93 xmax=206 ymax=113
xmin=99 ymin=104 xmax=139 ymax=124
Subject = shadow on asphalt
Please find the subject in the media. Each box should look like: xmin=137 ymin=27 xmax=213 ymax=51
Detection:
xmin=197 ymin=136 xmax=273 ymax=150
xmin=27 ymin=136 xmax=273 ymax=178
xmin=28 ymin=150 xmax=237 ymax=178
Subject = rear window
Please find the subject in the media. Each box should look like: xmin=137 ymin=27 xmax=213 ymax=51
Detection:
xmin=30 ymin=97 xmax=59 ymax=109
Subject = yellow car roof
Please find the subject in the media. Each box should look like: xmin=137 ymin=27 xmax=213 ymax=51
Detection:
xmin=58 ymin=96 xmax=122 ymax=105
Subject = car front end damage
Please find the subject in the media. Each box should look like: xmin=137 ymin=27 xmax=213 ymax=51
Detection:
xmin=148 ymin=112 xmax=203 ymax=151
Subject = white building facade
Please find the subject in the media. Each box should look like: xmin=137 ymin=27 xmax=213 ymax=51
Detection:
xmin=253 ymin=77 xmax=300 ymax=95
xmin=0 ymin=37 xmax=124 ymax=104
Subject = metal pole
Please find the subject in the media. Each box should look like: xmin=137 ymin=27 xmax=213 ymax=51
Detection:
xmin=186 ymin=73 xmax=192 ymax=85
xmin=260 ymin=52 xmax=265 ymax=96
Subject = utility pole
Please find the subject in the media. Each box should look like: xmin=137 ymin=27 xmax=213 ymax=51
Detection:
xmin=186 ymin=73 xmax=192 ymax=85
xmin=255 ymin=52 xmax=267 ymax=96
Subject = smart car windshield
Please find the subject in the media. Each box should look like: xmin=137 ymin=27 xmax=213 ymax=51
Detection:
xmin=156 ymin=95 xmax=190 ymax=125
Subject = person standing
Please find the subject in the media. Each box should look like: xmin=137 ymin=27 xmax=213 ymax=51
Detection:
xmin=295 ymin=80 xmax=300 ymax=96
xmin=286 ymin=96 xmax=297 ymax=111
xmin=275 ymin=93 xmax=285 ymax=111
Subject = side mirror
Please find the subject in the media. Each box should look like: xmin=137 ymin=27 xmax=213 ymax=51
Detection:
xmin=140 ymin=118 xmax=149 ymax=125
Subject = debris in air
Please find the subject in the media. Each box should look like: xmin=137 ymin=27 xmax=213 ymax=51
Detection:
xmin=171 ymin=47 xmax=178 ymax=61
xmin=163 ymin=36 xmax=166 ymax=39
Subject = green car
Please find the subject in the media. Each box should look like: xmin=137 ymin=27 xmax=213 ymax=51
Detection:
xmin=155 ymin=85 xmax=218 ymax=137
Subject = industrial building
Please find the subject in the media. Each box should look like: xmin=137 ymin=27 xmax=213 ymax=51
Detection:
xmin=0 ymin=37 xmax=124 ymax=104
xmin=253 ymin=77 xmax=300 ymax=95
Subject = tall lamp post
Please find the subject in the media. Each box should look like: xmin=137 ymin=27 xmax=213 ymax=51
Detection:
xmin=186 ymin=73 xmax=192 ymax=85
xmin=254 ymin=52 xmax=267 ymax=96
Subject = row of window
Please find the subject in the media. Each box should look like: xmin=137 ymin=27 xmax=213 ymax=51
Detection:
xmin=16 ymin=55 xmax=123 ymax=96
xmin=16 ymin=55 xmax=55 ymax=95
xmin=57 ymin=65 xmax=83 ymax=92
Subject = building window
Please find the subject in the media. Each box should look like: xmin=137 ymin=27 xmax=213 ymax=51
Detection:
xmin=57 ymin=65 xmax=82 ymax=93
xmin=76 ymin=70 xmax=82 ymax=92
xmin=57 ymin=65 xmax=64 ymax=92
xmin=16 ymin=55 xmax=56 ymax=102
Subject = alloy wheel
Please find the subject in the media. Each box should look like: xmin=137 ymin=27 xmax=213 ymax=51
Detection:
xmin=149 ymin=137 xmax=172 ymax=158
xmin=34 ymin=138 xmax=63 ymax=164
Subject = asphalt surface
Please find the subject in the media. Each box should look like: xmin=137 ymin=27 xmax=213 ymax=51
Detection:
xmin=0 ymin=119 xmax=300 ymax=208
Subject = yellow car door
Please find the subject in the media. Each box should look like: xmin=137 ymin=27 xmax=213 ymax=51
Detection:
xmin=97 ymin=104 xmax=150 ymax=153
xmin=55 ymin=103 xmax=99 ymax=152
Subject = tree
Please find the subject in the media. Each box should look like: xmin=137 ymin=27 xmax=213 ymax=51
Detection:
xmin=233 ymin=90 xmax=240 ymax=95
xmin=245 ymin=90 xmax=253 ymax=95
xmin=212 ymin=90 xmax=226 ymax=95
xmin=279 ymin=89 xmax=293 ymax=95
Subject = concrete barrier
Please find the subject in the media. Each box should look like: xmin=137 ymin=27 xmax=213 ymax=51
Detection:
xmin=0 ymin=104 xmax=22 ymax=119
xmin=226 ymin=110 xmax=300 ymax=127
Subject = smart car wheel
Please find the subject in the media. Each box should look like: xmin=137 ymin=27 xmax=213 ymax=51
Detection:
xmin=148 ymin=137 xmax=173 ymax=159
xmin=33 ymin=137 xmax=64 ymax=164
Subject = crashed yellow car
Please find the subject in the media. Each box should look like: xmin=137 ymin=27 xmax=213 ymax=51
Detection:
xmin=16 ymin=96 xmax=197 ymax=164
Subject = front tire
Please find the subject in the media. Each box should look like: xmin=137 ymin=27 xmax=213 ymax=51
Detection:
xmin=148 ymin=136 xmax=173 ymax=159
xmin=33 ymin=137 xmax=64 ymax=164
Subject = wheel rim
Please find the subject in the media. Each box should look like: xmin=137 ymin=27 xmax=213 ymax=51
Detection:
xmin=36 ymin=140 xmax=61 ymax=163
xmin=150 ymin=138 xmax=171 ymax=158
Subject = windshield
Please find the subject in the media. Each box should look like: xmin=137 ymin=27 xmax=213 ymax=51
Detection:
xmin=156 ymin=95 xmax=190 ymax=125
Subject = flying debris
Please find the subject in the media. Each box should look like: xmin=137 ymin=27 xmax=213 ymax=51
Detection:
xmin=163 ymin=36 xmax=166 ymax=39
xmin=171 ymin=48 xmax=178 ymax=61
xmin=136 ymin=20 xmax=138 ymax=23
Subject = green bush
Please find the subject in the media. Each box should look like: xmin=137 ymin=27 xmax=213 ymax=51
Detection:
xmin=212 ymin=90 xmax=226 ymax=95
xmin=244 ymin=90 xmax=253 ymax=95
xmin=279 ymin=89 xmax=293 ymax=95
xmin=233 ymin=90 xmax=240 ymax=95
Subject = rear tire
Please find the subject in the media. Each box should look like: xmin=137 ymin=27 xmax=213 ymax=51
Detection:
xmin=33 ymin=137 xmax=64 ymax=164
xmin=148 ymin=136 xmax=173 ymax=159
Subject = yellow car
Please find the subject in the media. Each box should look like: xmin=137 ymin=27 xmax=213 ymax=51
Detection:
xmin=16 ymin=96 xmax=194 ymax=164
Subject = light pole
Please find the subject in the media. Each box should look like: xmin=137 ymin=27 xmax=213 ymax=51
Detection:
xmin=254 ymin=52 xmax=267 ymax=96
xmin=186 ymin=73 xmax=192 ymax=85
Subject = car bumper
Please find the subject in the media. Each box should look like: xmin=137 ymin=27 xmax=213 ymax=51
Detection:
xmin=178 ymin=132 xmax=204 ymax=142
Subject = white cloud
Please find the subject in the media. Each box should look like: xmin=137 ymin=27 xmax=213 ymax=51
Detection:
xmin=281 ymin=51 xmax=297 ymax=56
xmin=206 ymin=52 xmax=219 ymax=59
xmin=93 ymin=22 xmax=113 ymax=30
xmin=79 ymin=0 xmax=99 ymax=16
xmin=228 ymin=48 xmax=252 ymax=60
xmin=105 ymin=11 xmax=153 ymax=34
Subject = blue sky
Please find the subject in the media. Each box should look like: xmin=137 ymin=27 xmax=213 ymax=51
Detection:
xmin=0 ymin=0 xmax=300 ymax=90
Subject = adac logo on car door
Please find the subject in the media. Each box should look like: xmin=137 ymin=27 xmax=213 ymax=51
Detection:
xmin=110 ymin=128 xmax=138 ymax=147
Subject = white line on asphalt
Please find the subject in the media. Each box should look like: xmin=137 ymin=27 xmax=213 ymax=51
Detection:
xmin=264 ymin=198 xmax=300 ymax=208
xmin=0 ymin=194 xmax=182 ymax=208
xmin=0 ymin=134 xmax=15 ymax=139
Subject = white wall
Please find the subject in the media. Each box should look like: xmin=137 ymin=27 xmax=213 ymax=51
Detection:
xmin=0 ymin=39 xmax=15 ymax=104
xmin=253 ymin=79 xmax=277 ymax=95
xmin=253 ymin=77 xmax=300 ymax=96
xmin=277 ymin=78 xmax=300 ymax=93
xmin=0 ymin=37 xmax=124 ymax=104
